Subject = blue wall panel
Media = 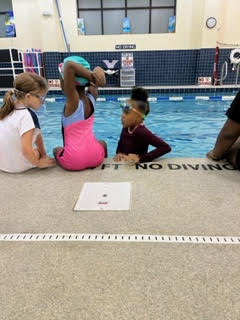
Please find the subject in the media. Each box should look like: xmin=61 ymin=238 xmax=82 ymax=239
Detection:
xmin=43 ymin=48 xmax=239 ymax=86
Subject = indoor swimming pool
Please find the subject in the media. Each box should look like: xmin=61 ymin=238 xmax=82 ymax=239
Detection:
xmin=38 ymin=94 xmax=230 ymax=158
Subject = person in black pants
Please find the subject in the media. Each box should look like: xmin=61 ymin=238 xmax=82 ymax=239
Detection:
xmin=207 ymin=90 xmax=240 ymax=169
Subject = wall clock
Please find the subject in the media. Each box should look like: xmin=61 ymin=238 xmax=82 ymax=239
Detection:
xmin=206 ymin=17 xmax=217 ymax=29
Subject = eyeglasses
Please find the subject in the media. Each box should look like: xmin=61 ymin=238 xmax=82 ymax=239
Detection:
xmin=120 ymin=102 xmax=145 ymax=119
xmin=31 ymin=93 xmax=46 ymax=103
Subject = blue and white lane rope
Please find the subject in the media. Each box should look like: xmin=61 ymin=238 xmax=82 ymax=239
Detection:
xmin=0 ymin=233 xmax=239 ymax=244
xmin=51 ymin=95 xmax=235 ymax=102
xmin=0 ymin=96 xmax=236 ymax=103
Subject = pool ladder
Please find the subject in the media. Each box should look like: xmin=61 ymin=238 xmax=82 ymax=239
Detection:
xmin=233 ymin=63 xmax=240 ymax=85
xmin=219 ymin=60 xmax=240 ymax=85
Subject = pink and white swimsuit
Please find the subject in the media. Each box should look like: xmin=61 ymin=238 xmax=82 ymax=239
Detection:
xmin=56 ymin=93 xmax=105 ymax=170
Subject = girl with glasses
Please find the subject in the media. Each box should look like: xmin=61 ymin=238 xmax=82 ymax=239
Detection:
xmin=0 ymin=72 xmax=55 ymax=173
xmin=113 ymin=87 xmax=171 ymax=164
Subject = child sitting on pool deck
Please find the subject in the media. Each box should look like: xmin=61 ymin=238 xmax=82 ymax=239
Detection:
xmin=53 ymin=56 xmax=107 ymax=171
xmin=113 ymin=87 xmax=171 ymax=164
xmin=0 ymin=72 xmax=55 ymax=173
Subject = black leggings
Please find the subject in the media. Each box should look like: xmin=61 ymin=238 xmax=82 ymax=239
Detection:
xmin=236 ymin=149 xmax=240 ymax=170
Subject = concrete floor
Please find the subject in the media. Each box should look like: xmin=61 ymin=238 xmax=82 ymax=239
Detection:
xmin=0 ymin=158 xmax=240 ymax=319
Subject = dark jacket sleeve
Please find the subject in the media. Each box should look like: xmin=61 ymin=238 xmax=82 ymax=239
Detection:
xmin=138 ymin=127 xmax=171 ymax=163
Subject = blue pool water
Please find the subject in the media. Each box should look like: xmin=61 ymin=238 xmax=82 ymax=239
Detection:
xmin=37 ymin=95 xmax=229 ymax=158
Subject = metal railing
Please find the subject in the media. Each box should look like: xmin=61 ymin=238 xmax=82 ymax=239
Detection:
xmin=235 ymin=63 xmax=240 ymax=85
xmin=219 ymin=61 xmax=228 ymax=85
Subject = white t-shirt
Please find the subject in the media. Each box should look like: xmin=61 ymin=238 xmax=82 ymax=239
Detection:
xmin=0 ymin=108 xmax=41 ymax=173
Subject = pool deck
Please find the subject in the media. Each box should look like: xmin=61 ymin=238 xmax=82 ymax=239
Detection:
xmin=1 ymin=157 xmax=240 ymax=319
xmin=1 ymin=84 xmax=240 ymax=92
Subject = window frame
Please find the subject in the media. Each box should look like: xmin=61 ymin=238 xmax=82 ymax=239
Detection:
xmin=76 ymin=0 xmax=176 ymax=35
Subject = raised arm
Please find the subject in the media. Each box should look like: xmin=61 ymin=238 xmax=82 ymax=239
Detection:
xmin=138 ymin=129 xmax=171 ymax=163
xmin=63 ymin=61 xmax=93 ymax=116
xmin=207 ymin=118 xmax=240 ymax=160
xmin=87 ymin=67 xmax=106 ymax=100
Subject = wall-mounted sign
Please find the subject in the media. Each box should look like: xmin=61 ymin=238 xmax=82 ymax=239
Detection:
xmin=48 ymin=79 xmax=61 ymax=88
xmin=121 ymin=53 xmax=134 ymax=69
xmin=198 ymin=77 xmax=212 ymax=86
xmin=115 ymin=44 xmax=136 ymax=50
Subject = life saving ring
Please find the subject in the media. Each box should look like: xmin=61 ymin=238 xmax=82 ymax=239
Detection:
xmin=230 ymin=48 xmax=240 ymax=64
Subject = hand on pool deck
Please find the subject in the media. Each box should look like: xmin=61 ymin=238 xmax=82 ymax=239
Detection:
xmin=38 ymin=155 xmax=56 ymax=169
xmin=113 ymin=153 xmax=140 ymax=165
xmin=122 ymin=153 xmax=140 ymax=165
xmin=206 ymin=118 xmax=240 ymax=168
xmin=207 ymin=137 xmax=240 ymax=169
xmin=206 ymin=150 xmax=221 ymax=161
xmin=113 ymin=153 xmax=125 ymax=162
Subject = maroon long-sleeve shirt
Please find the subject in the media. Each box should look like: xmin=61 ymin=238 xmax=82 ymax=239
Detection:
xmin=116 ymin=124 xmax=171 ymax=162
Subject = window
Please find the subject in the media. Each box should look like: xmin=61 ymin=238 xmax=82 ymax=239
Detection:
xmin=77 ymin=0 xmax=176 ymax=35
xmin=0 ymin=0 xmax=16 ymax=38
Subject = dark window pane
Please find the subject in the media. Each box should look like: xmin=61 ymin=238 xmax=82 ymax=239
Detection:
xmin=152 ymin=0 xmax=175 ymax=6
xmin=78 ymin=0 xmax=101 ymax=9
xmin=127 ymin=0 xmax=149 ymax=7
xmin=151 ymin=8 xmax=175 ymax=33
xmin=103 ymin=0 xmax=125 ymax=8
xmin=103 ymin=10 xmax=125 ymax=34
xmin=0 ymin=0 xmax=12 ymax=11
xmin=0 ymin=15 xmax=6 ymax=37
xmin=80 ymin=11 xmax=101 ymax=35
xmin=0 ymin=0 xmax=16 ymax=38
xmin=127 ymin=9 xmax=149 ymax=34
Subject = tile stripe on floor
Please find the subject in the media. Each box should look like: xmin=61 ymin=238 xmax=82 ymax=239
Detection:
xmin=0 ymin=233 xmax=239 ymax=244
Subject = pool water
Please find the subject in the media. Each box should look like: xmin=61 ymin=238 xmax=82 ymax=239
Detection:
xmin=37 ymin=96 xmax=229 ymax=158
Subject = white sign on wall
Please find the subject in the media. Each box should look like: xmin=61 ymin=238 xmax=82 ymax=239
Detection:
xmin=121 ymin=53 xmax=134 ymax=69
xmin=198 ymin=77 xmax=212 ymax=85
xmin=48 ymin=79 xmax=61 ymax=89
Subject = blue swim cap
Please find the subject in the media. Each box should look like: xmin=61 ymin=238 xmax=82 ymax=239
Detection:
xmin=58 ymin=56 xmax=91 ymax=86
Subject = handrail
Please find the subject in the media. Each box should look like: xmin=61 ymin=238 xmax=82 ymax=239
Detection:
xmin=235 ymin=63 xmax=240 ymax=85
xmin=219 ymin=61 xmax=228 ymax=85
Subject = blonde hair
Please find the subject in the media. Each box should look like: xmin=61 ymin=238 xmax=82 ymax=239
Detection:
xmin=0 ymin=72 xmax=48 ymax=120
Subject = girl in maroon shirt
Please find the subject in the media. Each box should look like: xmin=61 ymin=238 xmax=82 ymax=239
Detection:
xmin=113 ymin=87 xmax=171 ymax=164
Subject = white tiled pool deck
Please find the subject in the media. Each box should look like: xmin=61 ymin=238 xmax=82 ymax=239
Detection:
xmin=0 ymin=158 xmax=240 ymax=319
xmin=1 ymin=84 xmax=240 ymax=91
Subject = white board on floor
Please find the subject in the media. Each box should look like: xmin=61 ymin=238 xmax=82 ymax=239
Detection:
xmin=74 ymin=182 xmax=131 ymax=211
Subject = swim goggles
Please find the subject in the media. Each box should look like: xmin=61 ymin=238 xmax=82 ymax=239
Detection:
xmin=12 ymin=89 xmax=46 ymax=104
xmin=31 ymin=93 xmax=46 ymax=103
xmin=120 ymin=102 xmax=145 ymax=119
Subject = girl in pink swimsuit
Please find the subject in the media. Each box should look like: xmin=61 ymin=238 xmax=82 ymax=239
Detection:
xmin=53 ymin=56 xmax=107 ymax=171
